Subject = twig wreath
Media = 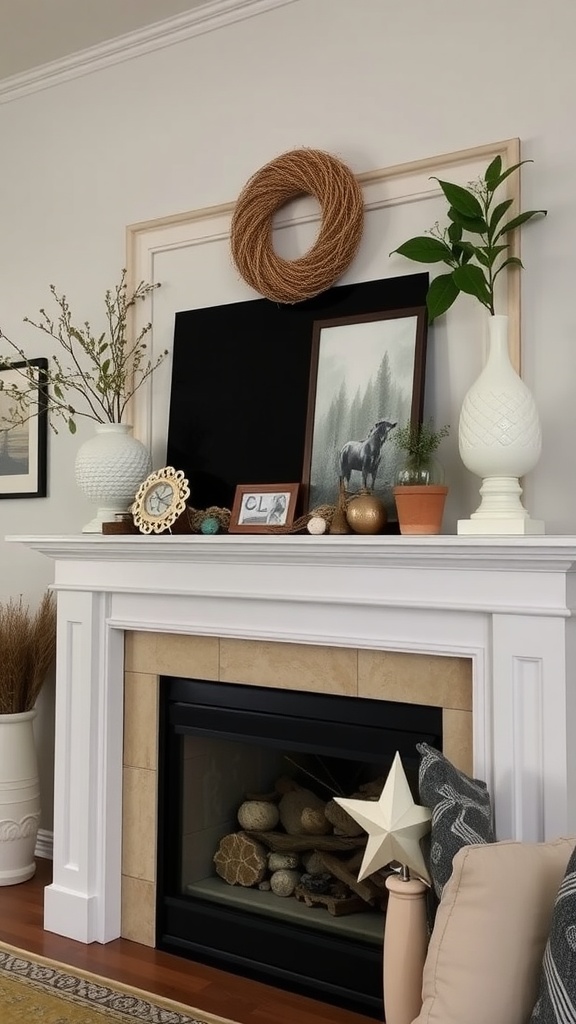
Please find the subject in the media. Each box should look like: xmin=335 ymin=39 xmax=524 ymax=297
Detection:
xmin=230 ymin=148 xmax=365 ymax=304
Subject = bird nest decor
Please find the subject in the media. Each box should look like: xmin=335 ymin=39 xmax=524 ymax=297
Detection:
xmin=230 ymin=148 xmax=364 ymax=304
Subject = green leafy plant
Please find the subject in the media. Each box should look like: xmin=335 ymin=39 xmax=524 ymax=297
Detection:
xmin=0 ymin=270 xmax=167 ymax=433
xmin=391 ymin=156 xmax=547 ymax=321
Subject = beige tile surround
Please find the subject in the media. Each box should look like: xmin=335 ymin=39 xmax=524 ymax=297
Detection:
xmin=122 ymin=633 xmax=472 ymax=946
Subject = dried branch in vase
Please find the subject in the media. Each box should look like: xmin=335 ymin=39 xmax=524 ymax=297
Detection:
xmin=0 ymin=592 xmax=56 ymax=714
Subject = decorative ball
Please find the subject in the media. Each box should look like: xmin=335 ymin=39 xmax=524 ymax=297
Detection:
xmin=237 ymin=800 xmax=280 ymax=832
xmin=301 ymin=850 xmax=325 ymax=875
xmin=346 ymin=492 xmax=387 ymax=534
xmin=300 ymin=806 xmax=331 ymax=834
xmin=268 ymin=852 xmax=299 ymax=871
xmin=307 ymin=516 xmax=327 ymax=535
xmin=200 ymin=516 xmax=220 ymax=535
xmin=269 ymin=868 xmax=301 ymax=897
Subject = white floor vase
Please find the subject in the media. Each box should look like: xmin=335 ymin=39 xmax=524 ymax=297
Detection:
xmin=457 ymin=314 xmax=544 ymax=535
xmin=0 ymin=710 xmax=40 ymax=885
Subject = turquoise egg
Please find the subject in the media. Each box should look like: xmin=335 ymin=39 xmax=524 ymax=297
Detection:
xmin=200 ymin=516 xmax=220 ymax=535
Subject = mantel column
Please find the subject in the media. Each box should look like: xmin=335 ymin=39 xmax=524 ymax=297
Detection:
xmin=491 ymin=610 xmax=576 ymax=842
xmin=44 ymin=589 xmax=124 ymax=943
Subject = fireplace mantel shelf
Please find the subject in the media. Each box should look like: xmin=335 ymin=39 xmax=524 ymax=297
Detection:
xmin=10 ymin=532 xmax=576 ymax=946
xmin=9 ymin=533 xmax=576 ymax=573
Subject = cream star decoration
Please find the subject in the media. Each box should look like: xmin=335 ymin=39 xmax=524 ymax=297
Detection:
xmin=334 ymin=751 xmax=432 ymax=883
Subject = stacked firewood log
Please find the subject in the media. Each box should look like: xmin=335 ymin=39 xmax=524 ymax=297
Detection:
xmin=212 ymin=775 xmax=391 ymax=916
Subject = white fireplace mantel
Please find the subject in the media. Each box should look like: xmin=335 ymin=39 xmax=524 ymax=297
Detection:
xmin=9 ymin=533 xmax=576 ymax=944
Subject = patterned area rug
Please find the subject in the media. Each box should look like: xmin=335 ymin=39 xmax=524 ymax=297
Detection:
xmin=0 ymin=941 xmax=235 ymax=1023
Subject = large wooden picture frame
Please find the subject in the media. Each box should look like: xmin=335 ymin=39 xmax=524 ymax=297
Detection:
xmin=303 ymin=306 xmax=428 ymax=514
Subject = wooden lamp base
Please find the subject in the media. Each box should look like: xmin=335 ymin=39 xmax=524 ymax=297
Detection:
xmin=383 ymin=873 xmax=429 ymax=1024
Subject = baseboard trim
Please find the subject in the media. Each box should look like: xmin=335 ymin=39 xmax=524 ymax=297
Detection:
xmin=35 ymin=828 xmax=53 ymax=861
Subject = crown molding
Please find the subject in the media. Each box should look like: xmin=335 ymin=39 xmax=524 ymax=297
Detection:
xmin=0 ymin=0 xmax=300 ymax=105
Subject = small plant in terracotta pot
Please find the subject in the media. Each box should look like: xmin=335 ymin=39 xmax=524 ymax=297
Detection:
xmin=392 ymin=420 xmax=450 ymax=535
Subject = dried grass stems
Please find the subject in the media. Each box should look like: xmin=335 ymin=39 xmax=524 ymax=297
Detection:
xmin=0 ymin=592 xmax=56 ymax=715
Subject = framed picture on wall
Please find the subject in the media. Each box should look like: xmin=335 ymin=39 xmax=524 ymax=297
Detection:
xmin=302 ymin=307 xmax=428 ymax=516
xmin=0 ymin=359 xmax=48 ymax=499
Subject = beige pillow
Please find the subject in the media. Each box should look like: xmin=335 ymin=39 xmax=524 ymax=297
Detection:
xmin=412 ymin=838 xmax=576 ymax=1024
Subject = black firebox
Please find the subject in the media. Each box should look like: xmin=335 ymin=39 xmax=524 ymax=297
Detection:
xmin=156 ymin=677 xmax=441 ymax=1019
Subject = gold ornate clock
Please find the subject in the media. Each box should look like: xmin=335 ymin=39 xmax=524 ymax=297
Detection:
xmin=131 ymin=467 xmax=190 ymax=534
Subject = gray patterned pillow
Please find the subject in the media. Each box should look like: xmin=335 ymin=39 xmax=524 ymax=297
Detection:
xmin=417 ymin=742 xmax=496 ymax=899
xmin=530 ymin=844 xmax=576 ymax=1022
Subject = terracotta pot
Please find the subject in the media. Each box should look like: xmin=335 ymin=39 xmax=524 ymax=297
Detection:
xmin=393 ymin=485 xmax=448 ymax=536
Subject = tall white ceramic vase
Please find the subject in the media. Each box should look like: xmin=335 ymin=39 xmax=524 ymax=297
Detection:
xmin=0 ymin=710 xmax=40 ymax=885
xmin=74 ymin=423 xmax=152 ymax=533
xmin=457 ymin=314 xmax=544 ymax=535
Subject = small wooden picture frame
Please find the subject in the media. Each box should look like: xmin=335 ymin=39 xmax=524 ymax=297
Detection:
xmin=229 ymin=483 xmax=299 ymax=534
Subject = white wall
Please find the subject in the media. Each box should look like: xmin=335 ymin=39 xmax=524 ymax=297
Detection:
xmin=0 ymin=0 xmax=574 ymax=830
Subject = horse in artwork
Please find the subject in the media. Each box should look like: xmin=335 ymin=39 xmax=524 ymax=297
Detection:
xmin=339 ymin=419 xmax=397 ymax=491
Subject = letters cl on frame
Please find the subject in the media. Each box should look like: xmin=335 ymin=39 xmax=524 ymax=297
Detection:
xmin=229 ymin=482 xmax=299 ymax=533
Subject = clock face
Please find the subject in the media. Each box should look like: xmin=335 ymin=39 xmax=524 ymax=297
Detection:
xmin=131 ymin=467 xmax=190 ymax=534
xmin=144 ymin=482 xmax=175 ymax=517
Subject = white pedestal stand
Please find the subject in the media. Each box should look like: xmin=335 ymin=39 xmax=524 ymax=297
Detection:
xmin=457 ymin=477 xmax=545 ymax=535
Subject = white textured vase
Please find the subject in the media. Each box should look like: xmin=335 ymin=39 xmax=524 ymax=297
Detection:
xmin=74 ymin=423 xmax=152 ymax=533
xmin=458 ymin=314 xmax=544 ymax=535
xmin=0 ymin=710 xmax=40 ymax=886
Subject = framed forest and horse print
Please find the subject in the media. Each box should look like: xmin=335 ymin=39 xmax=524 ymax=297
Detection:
xmin=302 ymin=307 xmax=428 ymax=520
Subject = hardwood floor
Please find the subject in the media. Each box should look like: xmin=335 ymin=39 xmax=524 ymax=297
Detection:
xmin=0 ymin=858 xmax=376 ymax=1024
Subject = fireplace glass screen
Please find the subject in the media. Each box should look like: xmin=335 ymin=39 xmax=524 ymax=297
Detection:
xmin=157 ymin=677 xmax=442 ymax=1018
